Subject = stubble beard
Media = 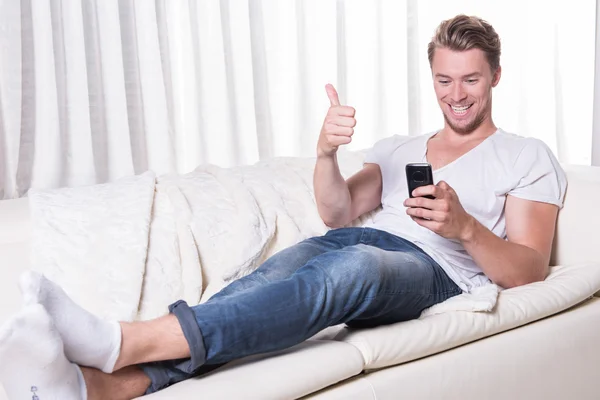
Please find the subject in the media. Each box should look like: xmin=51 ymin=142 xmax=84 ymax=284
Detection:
xmin=443 ymin=100 xmax=490 ymax=135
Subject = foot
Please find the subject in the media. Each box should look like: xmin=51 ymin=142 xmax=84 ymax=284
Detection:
xmin=19 ymin=271 xmax=122 ymax=373
xmin=0 ymin=304 xmax=86 ymax=400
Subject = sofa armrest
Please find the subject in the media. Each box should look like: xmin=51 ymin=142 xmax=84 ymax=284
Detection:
xmin=0 ymin=198 xmax=31 ymax=244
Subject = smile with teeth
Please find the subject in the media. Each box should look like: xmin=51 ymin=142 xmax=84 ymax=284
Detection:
xmin=450 ymin=104 xmax=473 ymax=115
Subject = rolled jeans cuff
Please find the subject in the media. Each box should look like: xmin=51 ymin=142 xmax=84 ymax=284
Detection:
xmin=169 ymin=299 xmax=207 ymax=370
xmin=140 ymin=300 xmax=208 ymax=394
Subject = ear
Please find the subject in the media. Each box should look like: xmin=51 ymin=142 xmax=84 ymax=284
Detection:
xmin=492 ymin=66 xmax=502 ymax=87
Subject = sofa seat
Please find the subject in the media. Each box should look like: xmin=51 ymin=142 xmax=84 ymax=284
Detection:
xmin=141 ymin=340 xmax=365 ymax=400
xmin=306 ymin=296 xmax=600 ymax=400
xmin=333 ymin=263 xmax=600 ymax=370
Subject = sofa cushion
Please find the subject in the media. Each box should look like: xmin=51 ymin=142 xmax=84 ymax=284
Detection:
xmin=140 ymin=340 xmax=365 ymax=400
xmin=334 ymin=263 xmax=600 ymax=370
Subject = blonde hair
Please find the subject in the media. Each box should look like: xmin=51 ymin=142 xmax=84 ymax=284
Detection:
xmin=427 ymin=15 xmax=501 ymax=72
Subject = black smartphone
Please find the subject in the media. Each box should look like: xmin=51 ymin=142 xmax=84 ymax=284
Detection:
xmin=406 ymin=163 xmax=435 ymax=200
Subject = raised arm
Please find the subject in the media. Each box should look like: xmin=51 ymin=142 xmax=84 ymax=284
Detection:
xmin=313 ymin=84 xmax=382 ymax=227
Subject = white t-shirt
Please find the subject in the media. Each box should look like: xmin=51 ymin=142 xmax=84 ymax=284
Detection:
xmin=363 ymin=128 xmax=568 ymax=292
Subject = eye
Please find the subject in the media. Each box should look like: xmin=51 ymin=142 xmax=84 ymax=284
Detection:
xmin=438 ymin=80 xmax=450 ymax=85
xmin=465 ymin=79 xmax=478 ymax=84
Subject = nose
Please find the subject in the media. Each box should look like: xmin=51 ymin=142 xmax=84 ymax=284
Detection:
xmin=450 ymin=82 xmax=467 ymax=103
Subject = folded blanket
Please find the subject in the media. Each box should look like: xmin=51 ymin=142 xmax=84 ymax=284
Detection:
xmin=420 ymin=283 xmax=499 ymax=317
xmin=28 ymin=153 xmax=499 ymax=321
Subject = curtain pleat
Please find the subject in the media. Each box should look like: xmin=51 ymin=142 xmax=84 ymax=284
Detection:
xmin=30 ymin=0 xmax=62 ymax=190
xmin=98 ymin=0 xmax=135 ymax=180
xmin=58 ymin=0 xmax=96 ymax=188
xmin=0 ymin=0 xmax=23 ymax=198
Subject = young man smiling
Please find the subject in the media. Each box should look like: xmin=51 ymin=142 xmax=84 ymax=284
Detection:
xmin=0 ymin=14 xmax=567 ymax=400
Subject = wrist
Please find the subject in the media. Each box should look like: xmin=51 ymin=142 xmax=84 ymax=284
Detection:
xmin=459 ymin=215 xmax=478 ymax=243
xmin=316 ymin=148 xmax=337 ymax=160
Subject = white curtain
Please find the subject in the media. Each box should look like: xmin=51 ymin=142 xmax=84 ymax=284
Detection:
xmin=0 ymin=0 xmax=596 ymax=199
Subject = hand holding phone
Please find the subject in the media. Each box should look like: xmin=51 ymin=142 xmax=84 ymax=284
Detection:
xmin=405 ymin=163 xmax=435 ymax=200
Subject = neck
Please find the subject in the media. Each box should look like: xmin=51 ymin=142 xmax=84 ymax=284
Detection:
xmin=440 ymin=117 xmax=497 ymax=143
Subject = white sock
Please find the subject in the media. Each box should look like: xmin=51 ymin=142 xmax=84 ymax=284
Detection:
xmin=19 ymin=271 xmax=122 ymax=374
xmin=0 ymin=304 xmax=87 ymax=400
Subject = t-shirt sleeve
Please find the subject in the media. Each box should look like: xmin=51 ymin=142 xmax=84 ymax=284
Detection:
xmin=363 ymin=135 xmax=405 ymax=170
xmin=508 ymin=139 xmax=567 ymax=208
xmin=364 ymin=137 xmax=390 ymax=165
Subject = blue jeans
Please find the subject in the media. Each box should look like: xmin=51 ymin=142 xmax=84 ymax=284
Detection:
xmin=140 ymin=227 xmax=462 ymax=393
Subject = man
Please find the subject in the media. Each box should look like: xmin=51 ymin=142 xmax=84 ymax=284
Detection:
xmin=0 ymin=14 xmax=566 ymax=399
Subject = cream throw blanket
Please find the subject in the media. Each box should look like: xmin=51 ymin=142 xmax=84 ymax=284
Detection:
xmin=28 ymin=151 xmax=498 ymax=322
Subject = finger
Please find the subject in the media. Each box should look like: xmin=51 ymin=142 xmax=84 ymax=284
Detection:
xmin=411 ymin=208 xmax=446 ymax=222
xmin=337 ymin=127 xmax=354 ymax=136
xmin=406 ymin=206 xmax=439 ymax=220
xmin=325 ymin=84 xmax=341 ymax=106
xmin=437 ymin=181 xmax=457 ymax=197
xmin=329 ymin=116 xmax=356 ymax=128
xmin=437 ymin=180 xmax=453 ymax=191
xmin=405 ymin=196 xmax=450 ymax=212
xmin=324 ymin=124 xmax=354 ymax=136
xmin=411 ymin=184 xmax=440 ymax=199
xmin=404 ymin=196 xmax=436 ymax=210
xmin=333 ymin=105 xmax=356 ymax=117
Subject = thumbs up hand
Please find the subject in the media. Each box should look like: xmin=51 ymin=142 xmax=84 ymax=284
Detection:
xmin=317 ymin=84 xmax=356 ymax=158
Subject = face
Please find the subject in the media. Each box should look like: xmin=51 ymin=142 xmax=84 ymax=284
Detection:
xmin=431 ymin=47 xmax=500 ymax=135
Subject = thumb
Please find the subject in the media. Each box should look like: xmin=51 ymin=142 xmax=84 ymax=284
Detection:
xmin=437 ymin=180 xmax=451 ymax=190
xmin=325 ymin=83 xmax=341 ymax=106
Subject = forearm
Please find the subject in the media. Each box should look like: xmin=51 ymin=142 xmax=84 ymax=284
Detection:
xmin=313 ymin=154 xmax=352 ymax=227
xmin=461 ymin=218 xmax=549 ymax=288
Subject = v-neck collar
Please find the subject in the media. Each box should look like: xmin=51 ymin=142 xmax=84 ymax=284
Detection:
xmin=423 ymin=129 xmax=499 ymax=173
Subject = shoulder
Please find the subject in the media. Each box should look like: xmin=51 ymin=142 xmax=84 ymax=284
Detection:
xmin=364 ymin=133 xmax=430 ymax=166
xmin=489 ymin=129 xmax=534 ymax=150
xmin=489 ymin=129 xmax=558 ymax=166
xmin=369 ymin=132 xmax=431 ymax=154
xmin=494 ymin=129 xmax=568 ymax=206
xmin=373 ymin=133 xmax=422 ymax=148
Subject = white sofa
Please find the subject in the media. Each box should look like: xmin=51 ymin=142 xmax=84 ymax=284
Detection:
xmin=1 ymin=155 xmax=600 ymax=400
